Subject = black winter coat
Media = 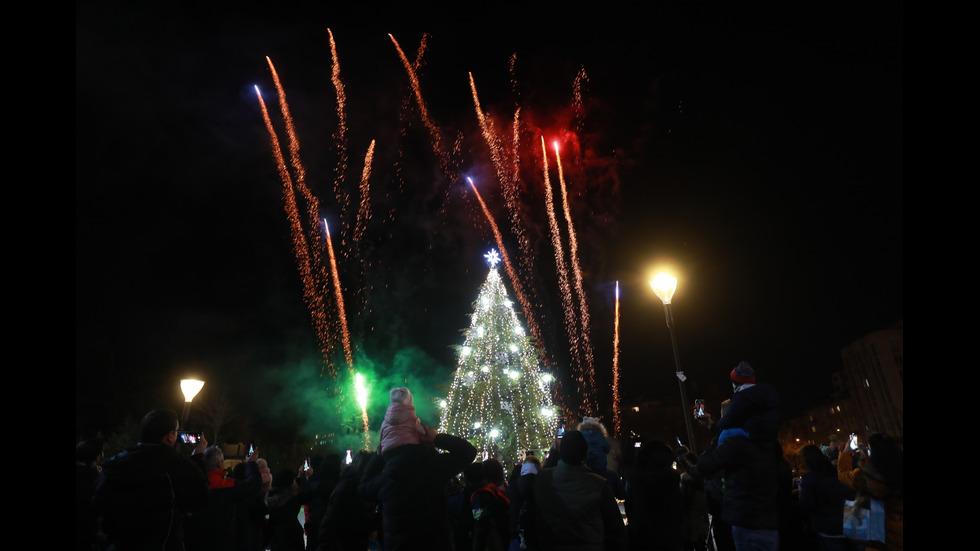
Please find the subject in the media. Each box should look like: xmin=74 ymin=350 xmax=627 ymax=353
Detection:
xmin=714 ymin=383 xmax=780 ymax=443
xmin=688 ymin=435 xmax=778 ymax=531
xmin=798 ymin=470 xmax=855 ymax=537
xmin=93 ymin=443 xmax=209 ymax=551
xmin=358 ymin=434 xmax=477 ymax=551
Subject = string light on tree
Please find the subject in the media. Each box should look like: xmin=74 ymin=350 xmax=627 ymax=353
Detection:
xmin=440 ymin=250 xmax=556 ymax=463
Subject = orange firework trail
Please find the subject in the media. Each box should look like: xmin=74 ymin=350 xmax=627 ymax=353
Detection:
xmin=466 ymin=177 xmax=540 ymax=347
xmin=469 ymin=73 xmax=548 ymax=367
xmin=352 ymin=140 xmax=375 ymax=321
xmin=327 ymin=29 xmax=352 ymax=247
xmin=389 ymin=34 xmax=456 ymax=183
xmin=266 ymin=57 xmax=326 ymax=274
xmin=354 ymin=140 xmax=375 ymax=246
xmin=324 ymin=218 xmax=354 ymax=370
xmin=612 ymin=281 xmax=621 ymax=438
xmin=541 ymin=137 xmax=584 ymax=411
xmin=553 ymin=140 xmax=597 ymax=413
xmin=255 ymin=86 xmax=335 ymax=377
xmin=573 ymin=68 xmax=588 ymax=134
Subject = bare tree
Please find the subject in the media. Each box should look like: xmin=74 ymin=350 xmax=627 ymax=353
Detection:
xmin=190 ymin=389 xmax=238 ymax=445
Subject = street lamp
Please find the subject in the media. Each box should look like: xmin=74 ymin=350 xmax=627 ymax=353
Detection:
xmin=650 ymin=273 xmax=697 ymax=454
xmin=180 ymin=378 xmax=205 ymax=423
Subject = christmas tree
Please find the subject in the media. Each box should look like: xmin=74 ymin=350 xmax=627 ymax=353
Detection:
xmin=440 ymin=250 xmax=557 ymax=464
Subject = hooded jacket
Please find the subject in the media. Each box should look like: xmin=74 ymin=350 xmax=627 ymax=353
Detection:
xmin=532 ymin=460 xmax=628 ymax=551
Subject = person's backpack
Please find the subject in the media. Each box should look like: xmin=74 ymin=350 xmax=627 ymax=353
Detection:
xmin=470 ymin=483 xmax=511 ymax=546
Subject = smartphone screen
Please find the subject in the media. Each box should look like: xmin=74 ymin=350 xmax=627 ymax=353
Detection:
xmin=849 ymin=434 xmax=859 ymax=450
xmin=557 ymin=417 xmax=566 ymax=439
xmin=676 ymin=436 xmax=684 ymax=448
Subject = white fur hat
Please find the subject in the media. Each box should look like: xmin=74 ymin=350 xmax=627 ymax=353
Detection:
xmin=390 ymin=387 xmax=413 ymax=405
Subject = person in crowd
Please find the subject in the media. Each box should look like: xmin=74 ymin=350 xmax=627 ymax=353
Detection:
xmin=233 ymin=460 xmax=269 ymax=551
xmin=257 ymin=457 xmax=273 ymax=492
xmin=264 ymin=466 xmax=317 ymax=551
xmin=93 ymin=409 xmax=209 ymax=551
xmin=578 ymin=417 xmax=611 ymax=473
xmin=359 ymin=429 xmax=477 ymax=550
xmin=579 ymin=416 xmax=627 ymax=500
xmin=678 ymin=456 xmax=708 ymax=551
xmin=774 ymin=443 xmax=806 ymax=551
xmin=317 ymin=450 xmax=379 ymax=551
xmin=824 ymin=438 xmax=842 ymax=466
xmin=624 ymin=439 xmax=683 ymax=551
xmin=76 ymin=438 xmax=105 ymax=551
xmin=713 ymin=362 xmax=780 ymax=443
xmin=533 ymin=430 xmax=628 ymax=551
xmin=305 ymin=453 xmax=342 ymax=551
xmin=465 ymin=460 xmax=511 ymax=551
xmin=186 ymin=443 xmax=264 ymax=550
xmin=837 ymin=433 xmax=903 ymax=551
xmin=798 ymin=445 xmax=860 ymax=551
xmin=679 ymin=427 xmax=779 ymax=551
xmin=693 ymin=401 xmax=735 ymax=551
xmin=448 ymin=471 xmax=475 ymax=551
xmin=507 ymin=455 xmax=541 ymax=551
xmin=484 ymin=457 xmax=508 ymax=491
xmin=377 ymin=387 xmax=437 ymax=457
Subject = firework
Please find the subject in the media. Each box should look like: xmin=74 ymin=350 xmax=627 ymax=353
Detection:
xmin=255 ymin=85 xmax=336 ymax=377
xmin=553 ymin=141 xmax=597 ymax=414
xmin=324 ymin=218 xmax=354 ymax=370
xmin=612 ymin=281 xmax=621 ymax=437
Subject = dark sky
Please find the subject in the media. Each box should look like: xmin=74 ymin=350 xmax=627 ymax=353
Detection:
xmin=76 ymin=5 xmax=903 ymax=443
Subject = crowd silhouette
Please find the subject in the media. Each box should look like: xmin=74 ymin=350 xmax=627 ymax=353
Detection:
xmin=78 ymin=368 xmax=903 ymax=551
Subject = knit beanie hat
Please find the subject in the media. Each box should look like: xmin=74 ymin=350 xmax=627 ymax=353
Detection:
xmin=390 ymin=387 xmax=413 ymax=406
xmin=730 ymin=361 xmax=756 ymax=385
xmin=559 ymin=430 xmax=589 ymax=465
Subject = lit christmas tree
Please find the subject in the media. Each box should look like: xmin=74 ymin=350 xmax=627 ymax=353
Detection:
xmin=440 ymin=249 xmax=557 ymax=464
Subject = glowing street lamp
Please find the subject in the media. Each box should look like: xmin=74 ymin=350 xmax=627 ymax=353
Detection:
xmin=180 ymin=379 xmax=205 ymax=423
xmin=650 ymin=273 xmax=697 ymax=454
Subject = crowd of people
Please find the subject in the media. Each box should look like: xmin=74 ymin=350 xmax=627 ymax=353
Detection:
xmin=76 ymin=365 xmax=903 ymax=551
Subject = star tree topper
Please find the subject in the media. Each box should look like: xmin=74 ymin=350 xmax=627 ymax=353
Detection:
xmin=484 ymin=249 xmax=501 ymax=267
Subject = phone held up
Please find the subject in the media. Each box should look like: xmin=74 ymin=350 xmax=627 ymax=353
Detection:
xmin=556 ymin=417 xmax=567 ymax=439
xmin=849 ymin=433 xmax=859 ymax=451
xmin=179 ymin=431 xmax=202 ymax=445
xmin=694 ymin=399 xmax=706 ymax=419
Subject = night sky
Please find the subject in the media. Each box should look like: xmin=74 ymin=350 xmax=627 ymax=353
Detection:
xmin=76 ymin=5 xmax=903 ymax=445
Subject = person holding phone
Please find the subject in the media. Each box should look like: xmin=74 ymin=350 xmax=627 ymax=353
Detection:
xmin=837 ymin=433 xmax=903 ymax=550
xmin=184 ymin=442 xmax=264 ymax=549
xmin=94 ymin=409 xmax=209 ymax=551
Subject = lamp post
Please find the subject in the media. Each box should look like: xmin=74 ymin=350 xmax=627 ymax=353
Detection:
xmin=650 ymin=273 xmax=697 ymax=454
xmin=180 ymin=378 xmax=205 ymax=424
